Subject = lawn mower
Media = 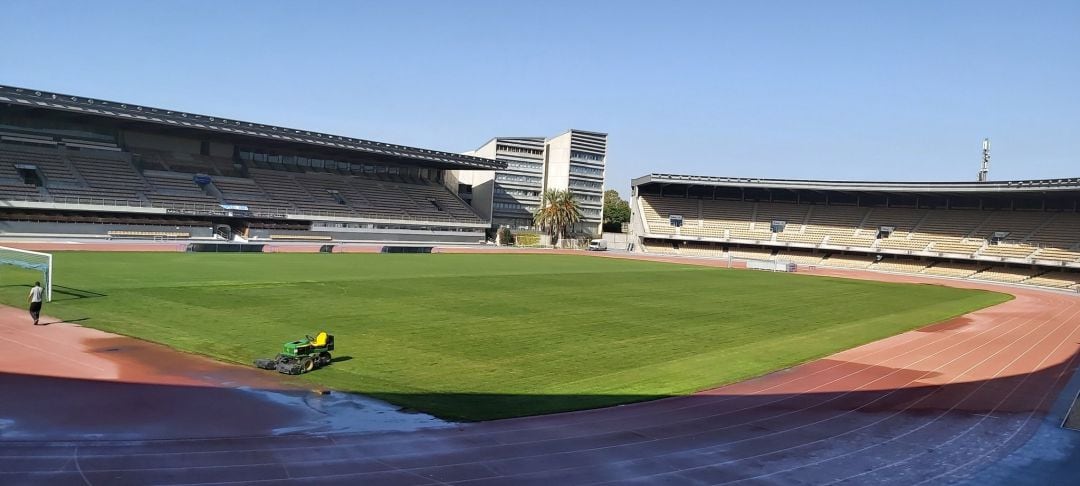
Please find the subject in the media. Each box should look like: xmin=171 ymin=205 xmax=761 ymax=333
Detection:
xmin=254 ymin=331 xmax=335 ymax=375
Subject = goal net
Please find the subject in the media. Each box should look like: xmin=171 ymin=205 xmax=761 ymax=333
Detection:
xmin=743 ymin=258 xmax=798 ymax=272
xmin=0 ymin=246 xmax=52 ymax=301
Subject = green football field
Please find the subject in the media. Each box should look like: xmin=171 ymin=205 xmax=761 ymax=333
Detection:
xmin=0 ymin=252 xmax=1010 ymax=420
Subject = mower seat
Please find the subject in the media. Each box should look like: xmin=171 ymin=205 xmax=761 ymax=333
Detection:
xmin=312 ymin=332 xmax=329 ymax=347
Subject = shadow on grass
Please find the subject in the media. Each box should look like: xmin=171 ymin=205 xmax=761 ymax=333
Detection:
xmin=335 ymin=349 xmax=1080 ymax=422
xmin=51 ymin=285 xmax=108 ymax=301
xmin=330 ymin=356 xmax=353 ymax=363
xmin=357 ymin=391 xmax=676 ymax=421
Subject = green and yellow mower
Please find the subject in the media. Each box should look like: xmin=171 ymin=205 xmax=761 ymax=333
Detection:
xmin=254 ymin=332 xmax=335 ymax=375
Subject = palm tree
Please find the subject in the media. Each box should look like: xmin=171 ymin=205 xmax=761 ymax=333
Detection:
xmin=533 ymin=189 xmax=583 ymax=247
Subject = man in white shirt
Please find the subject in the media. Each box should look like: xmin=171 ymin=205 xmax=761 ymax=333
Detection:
xmin=27 ymin=282 xmax=43 ymax=325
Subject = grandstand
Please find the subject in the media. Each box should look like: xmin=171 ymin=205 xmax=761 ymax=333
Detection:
xmin=0 ymin=86 xmax=502 ymax=243
xmin=631 ymin=173 xmax=1080 ymax=291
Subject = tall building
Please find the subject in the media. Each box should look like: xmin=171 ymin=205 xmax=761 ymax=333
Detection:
xmin=543 ymin=130 xmax=607 ymax=233
xmin=448 ymin=129 xmax=607 ymax=235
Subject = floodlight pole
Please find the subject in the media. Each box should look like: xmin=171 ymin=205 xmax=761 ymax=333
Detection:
xmin=978 ymin=138 xmax=990 ymax=182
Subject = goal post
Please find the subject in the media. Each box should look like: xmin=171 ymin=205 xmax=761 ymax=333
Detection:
xmin=745 ymin=258 xmax=797 ymax=273
xmin=0 ymin=246 xmax=52 ymax=301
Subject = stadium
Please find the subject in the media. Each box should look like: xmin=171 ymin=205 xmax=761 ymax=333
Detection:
xmin=0 ymin=85 xmax=499 ymax=246
xmin=631 ymin=174 xmax=1080 ymax=289
xmin=1 ymin=85 xmax=1079 ymax=486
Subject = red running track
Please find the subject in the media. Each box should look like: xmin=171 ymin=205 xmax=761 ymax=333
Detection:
xmin=1 ymin=259 xmax=1079 ymax=485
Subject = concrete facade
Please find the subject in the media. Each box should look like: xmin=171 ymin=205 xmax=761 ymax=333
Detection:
xmin=454 ymin=129 xmax=607 ymax=235
xmin=545 ymin=130 xmax=607 ymax=234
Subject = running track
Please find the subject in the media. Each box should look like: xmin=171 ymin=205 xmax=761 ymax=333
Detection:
xmin=2 ymin=259 xmax=1079 ymax=485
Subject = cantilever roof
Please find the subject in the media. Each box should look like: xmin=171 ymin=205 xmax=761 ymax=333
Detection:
xmin=632 ymin=173 xmax=1080 ymax=195
xmin=0 ymin=85 xmax=504 ymax=170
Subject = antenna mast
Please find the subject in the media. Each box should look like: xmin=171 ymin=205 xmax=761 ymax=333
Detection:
xmin=977 ymin=138 xmax=990 ymax=182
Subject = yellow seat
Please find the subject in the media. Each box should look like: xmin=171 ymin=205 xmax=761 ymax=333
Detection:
xmin=312 ymin=332 xmax=328 ymax=347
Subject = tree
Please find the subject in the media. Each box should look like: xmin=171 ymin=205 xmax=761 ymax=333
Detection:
xmin=496 ymin=226 xmax=514 ymax=246
xmin=533 ymin=189 xmax=583 ymax=247
xmin=603 ymin=189 xmax=631 ymax=232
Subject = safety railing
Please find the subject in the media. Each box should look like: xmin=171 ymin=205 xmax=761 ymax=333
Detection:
xmin=0 ymin=195 xmax=489 ymax=226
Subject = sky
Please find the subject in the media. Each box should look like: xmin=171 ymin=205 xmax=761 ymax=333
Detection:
xmin=2 ymin=0 xmax=1078 ymax=195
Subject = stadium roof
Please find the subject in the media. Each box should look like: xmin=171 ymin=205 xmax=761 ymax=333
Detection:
xmin=0 ymin=85 xmax=504 ymax=171
xmin=633 ymin=173 xmax=1080 ymax=197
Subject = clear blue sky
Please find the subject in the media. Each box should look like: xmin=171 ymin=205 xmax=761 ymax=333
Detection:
xmin=3 ymin=1 xmax=1078 ymax=195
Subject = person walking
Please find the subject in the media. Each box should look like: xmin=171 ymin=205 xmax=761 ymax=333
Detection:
xmin=27 ymin=281 xmax=43 ymax=325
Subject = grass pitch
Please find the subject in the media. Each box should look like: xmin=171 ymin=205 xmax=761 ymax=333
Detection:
xmin=0 ymin=252 xmax=1009 ymax=420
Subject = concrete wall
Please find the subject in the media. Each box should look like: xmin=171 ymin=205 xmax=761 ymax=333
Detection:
xmin=446 ymin=169 xmax=495 ymax=222
xmin=0 ymin=221 xmax=214 ymax=237
xmin=629 ymin=187 xmax=648 ymax=252
xmin=248 ymin=227 xmax=484 ymax=244
xmin=602 ymin=231 xmax=631 ymax=248
xmin=451 ymin=142 xmax=498 ymax=222
xmin=543 ymin=132 xmax=572 ymax=196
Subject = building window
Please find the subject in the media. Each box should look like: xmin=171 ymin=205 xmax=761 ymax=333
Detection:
xmin=493 ymin=202 xmax=538 ymax=212
xmin=569 ymin=180 xmax=603 ymax=190
xmin=505 ymin=160 xmax=543 ymax=171
xmin=496 ymin=173 xmax=541 ymax=184
xmin=497 ymin=144 xmax=543 ymax=156
xmin=570 ymin=150 xmax=604 ymax=162
xmin=569 ymin=164 xmax=604 ymax=176
xmin=495 ymin=187 xmax=539 ymax=197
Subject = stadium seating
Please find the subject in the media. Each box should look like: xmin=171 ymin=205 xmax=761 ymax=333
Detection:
xmin=728 ymin=247 xmax=774 ymax=260
xmin=1023 ymin=271 xmax=1080 ymax=290
xmin=249 ymin=169 xmax=349 ymax=215
xmin=1030 ymin=212 xmax=1080 ymax=247
xmin=0 ymin=153 xmax=23 ymax=181
xmin=775 ymin=250 xmax=824 ymax=266
xmin=972 ymin=267 xmax=1041 ymax=283
xmin=677 ymin=242 xmax=726 ymax=258
xmin=799 ymin=205 xmax=872 ymax=247
xmin=1033 ymin=247 xmax=1080 ymax=263
xmin=211 ymin=177 xmax=293 ymax=213
xmin=907 ymin=210 xmax=986 ymax=256
xmin=755 ymin=203 xmax=809 ymax=234
xmin=281 ymin=171 xmax=482 ymax=222
xmin=707 ymin=202 xmax=759 ymax=240
xmin=0 ymin=144 xmax=81 ymax=185
xmin=0 ymin=182 xmax=44 ymax=200
xmin=142 ymin=171 xmax=221 ymax=208
xmin=639 ymin=197 xmax=697 ymax=235
xmin=971 ymin=211 xmax=1046 ymax=242
xmin=922 ymin=261 xmax=990 ymax=278
xmin=640 ymin=195 xmax=1080 ymax=266
xmin=858 ymin=207 xmax=924 ymax=242
xmin=639 ymin=194 xmax=1080 ymax=291
xmin=820 ymin=253 xmax=874 ymax=269
xmin=978 ymin=243 xmax=1038 ymax=260
xmin=0 ymin=141 xmax=485 ymax=225
xmin=66 ymin=151 xmax=147 ymax=196
xmin=870 ymin=258 xmax=928 ymax=274
xmin=641 ymin=241 xmax=678 ymax=255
